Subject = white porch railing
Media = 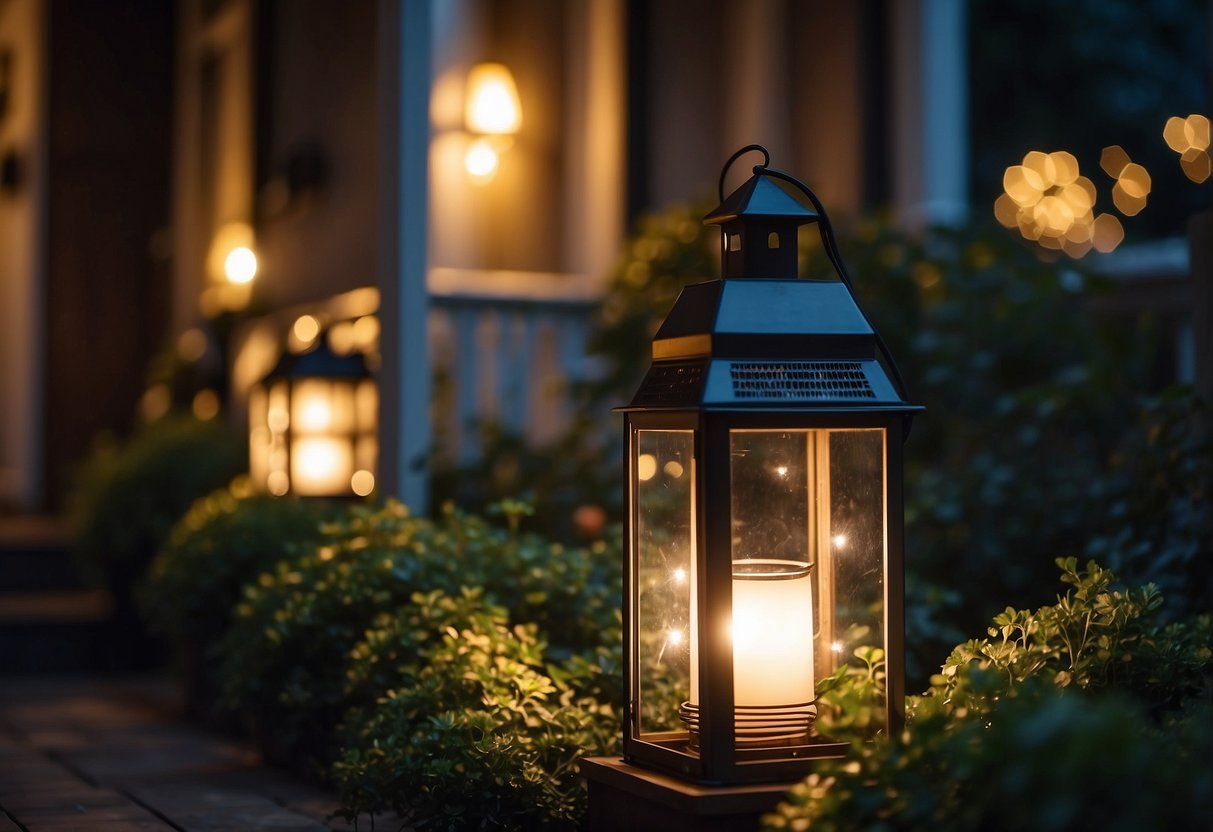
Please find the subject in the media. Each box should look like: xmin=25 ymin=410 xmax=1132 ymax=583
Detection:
xmin=429 ymin=287 xmax=599 ymax=464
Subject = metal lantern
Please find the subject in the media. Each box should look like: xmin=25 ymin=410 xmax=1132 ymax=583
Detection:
xmin=248 ymin=336 xmax=378 ymax=498
xmin=619 ymin=146 xmax=919 ymax=784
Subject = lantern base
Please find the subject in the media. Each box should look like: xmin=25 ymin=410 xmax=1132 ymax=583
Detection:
xmin=581 ymin=756 xmax=796 ymax=832
xmin=679 ymin=700 xmax=817 ymax=750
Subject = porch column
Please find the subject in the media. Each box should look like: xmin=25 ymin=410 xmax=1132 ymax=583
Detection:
xmin=891 ymin=0 xmax=969 ymax=227
xmin=377 ymin=0 xmax=432 ymax=511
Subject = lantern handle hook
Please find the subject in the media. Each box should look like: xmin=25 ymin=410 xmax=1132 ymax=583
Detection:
xmin=717 ymin=144 xmax=770 ymax=202
xmin=718 ymin=145 xmax=912 ymax=414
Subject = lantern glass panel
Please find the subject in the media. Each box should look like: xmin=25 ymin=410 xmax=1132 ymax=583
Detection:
xmin=634 ymin=429 xmax=695 ymax=740
xmin=728 ymin=427 xmax=887 ymax=737
xmin=823 ymin=428 xmax=887 ymax=675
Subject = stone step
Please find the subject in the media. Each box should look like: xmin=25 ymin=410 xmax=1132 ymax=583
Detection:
xmin=0 ymin=589 xmax=115 ymax=674
xmin=0 ymin=515 xmax=80 ymax=592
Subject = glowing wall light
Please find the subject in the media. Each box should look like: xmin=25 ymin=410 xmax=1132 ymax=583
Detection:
xmin=203 ymin=222 xmax=258 ymax=314
xmin=224 ymin=246 xmax=258 ymax=284
xmin=462 ymin=62 xmax=522 ymax=184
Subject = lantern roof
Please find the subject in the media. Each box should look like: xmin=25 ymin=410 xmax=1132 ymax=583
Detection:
xmin=703 ymin=173 xmax=818 ymax=226
xmin=626 ymin=277 xmax=915 ymax=411
xmin=263 ymin=338 xmax=372 ymax=381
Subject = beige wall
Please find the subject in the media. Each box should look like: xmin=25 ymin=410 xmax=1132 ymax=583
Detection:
xmin=253 ymin=0 xmax=380 ymax=308
xmin=641 ymin=0 xmax=867 ymax=220
xmin=0 ymin=0 xmax=44 ymax=509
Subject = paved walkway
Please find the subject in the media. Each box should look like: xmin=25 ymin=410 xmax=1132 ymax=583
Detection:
xmin=0 ymin=676 xmax=359 ymax=831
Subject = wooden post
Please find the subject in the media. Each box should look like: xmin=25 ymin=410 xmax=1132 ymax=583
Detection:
xmin=377 ymin=0 xmax=432 ymax=511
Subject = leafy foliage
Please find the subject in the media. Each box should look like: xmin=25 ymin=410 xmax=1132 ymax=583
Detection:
xmin=70 ymin=416 xmax=246 ymax=591
xmin=768 ymin=692 xmax=1212 ymax=832
xmin=924 ymin=557 xmax=1212 ymax=718
xmin=142 ymin=483 xmax=338 ymax=646
xmin=333 ymin=590 xmax=620 ymax=830
xmin=140 ymin=483 xmax=339 ymax=714
xmin=214 ymin=499 xmax=621 ymax=776
xmin=765 ymin=560 xmax=1213 ymax=832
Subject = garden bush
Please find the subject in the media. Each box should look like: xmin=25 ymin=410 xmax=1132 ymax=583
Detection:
xmin=140 ymin=482 xmax=340 ymax=715
xmin=764 ymin=559 xmax=1213 ymax=832
xmin=214 ymin=499 xmax=621 ymax=776
xmin=333 ymin=589 xmax=620 ymax=830
xmin=69 ymin=414 xmax=245 ymax=666
xmin=71 ymin=415 xmax=246 ymax=592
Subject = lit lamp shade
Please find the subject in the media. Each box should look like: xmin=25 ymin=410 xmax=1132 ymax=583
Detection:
xmin=619 ymin=149 xmax=920 ymax=784
xmin=249 ymin=338 xmax=377 ymax=498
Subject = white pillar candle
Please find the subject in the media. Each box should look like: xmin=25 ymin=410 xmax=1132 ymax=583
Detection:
xmin=731 ymin=560 xmax=815 ymax=707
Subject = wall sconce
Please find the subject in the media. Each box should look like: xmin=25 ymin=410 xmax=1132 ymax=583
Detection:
xmin=583 ymin=146 xmax=920 ymax=826
xmin=201 ymin=221 xmax=258 ymax=316
xmin=463 ymin=62 xmax=521 ymax=184
xmin=248 ymin=332 xmax=378 ymax=498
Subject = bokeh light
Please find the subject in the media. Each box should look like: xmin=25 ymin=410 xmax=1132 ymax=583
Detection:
xmin=998 ymin=149 xmax=1105 ymax=257
xmin=1163 ymin=114 xmax=1211 ymax=183
xmin=1180 ymin=147 xmax=1211 ymax=184
xmin=1099 ymin=145 xmax=1131 ymax=179
xmin=1091 ymin=213 xmax=1125 ymax=254
xmin=1100 ymin=150 xmax=1150 ymax=218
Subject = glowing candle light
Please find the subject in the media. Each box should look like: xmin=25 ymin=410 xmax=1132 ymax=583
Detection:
xmin=730 ymin=560 xmax=815 ymax=709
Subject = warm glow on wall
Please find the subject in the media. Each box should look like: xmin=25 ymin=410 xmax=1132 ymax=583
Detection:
xmin=465 ymin=63 xmax=522 ymax=135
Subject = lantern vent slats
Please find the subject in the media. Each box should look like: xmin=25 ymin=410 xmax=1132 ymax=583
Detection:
xmin=729 ymin=361 xmax=875 ymax=400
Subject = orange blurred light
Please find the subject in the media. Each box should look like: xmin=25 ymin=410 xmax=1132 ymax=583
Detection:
xmin=1100 ymin=145 xmax=1131 ymax=179
xmin=1181 ymin=148 xmax=1212 ymax=183
xmin=1022 ymin=150 xmax=1055 ymax=187
xmin=1062 ymin=238 xmax=1094 ymax=259
xmin=993 ymin=193 xmax=1020 ymax=228
xmin=1186 ymin=115 xmax=1211 ymax=151
xmin=1092 ymin=213 xmax=1124 ymax=253
xmin=1004 ymin=165 xmax=1045 ymax=206
xmin=1164 ymin=116 xmax=1190 ymax=153
xmin=1048 ymin=151 xmax=1079 ymax=185
xmin=1117 ymin=163 xmax=1152 ymax=198
xmin=1111 ymin=181 xmax=1147 ymax=216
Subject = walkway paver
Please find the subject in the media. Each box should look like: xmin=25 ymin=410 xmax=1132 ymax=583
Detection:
xmin=0 ymin=676 xmax=355 ymax=831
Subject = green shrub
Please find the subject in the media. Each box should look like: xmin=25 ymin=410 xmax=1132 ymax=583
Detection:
xmin=923 ymin=557 xmax=1212 ymax=718
xmin=768 ymin=691 xmax=1212 ymax=832
xmin=71 ymin=416 xmax=246 ymax=593
xmin=764 ymin=560 xmax=1213 ymax=832
xmin=70 ymin=415 xmax=245 ymax=670
xmin=140 ymin=483 xmax=340 ymax=713
xmin=333 ymin=589 xmax=621 ymax=830
xmin=214 ymin=499 xmax=621 ymax=775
